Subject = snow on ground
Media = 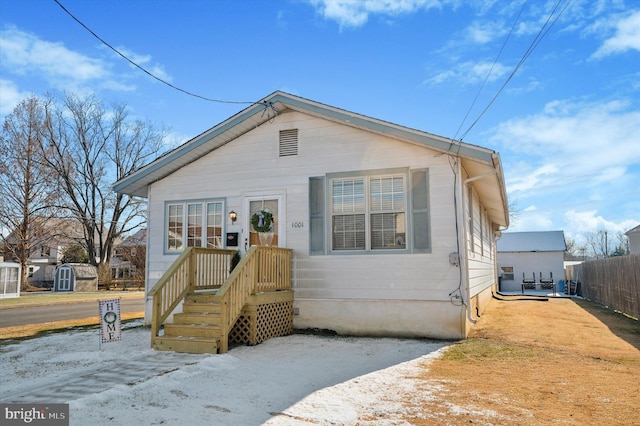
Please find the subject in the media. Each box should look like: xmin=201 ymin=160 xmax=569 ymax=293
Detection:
xmin=1 ymin=321 xmax=450 ymax=425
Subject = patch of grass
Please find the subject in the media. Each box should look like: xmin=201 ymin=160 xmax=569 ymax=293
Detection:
xmin=441 ymin=338 xmax=538 ymax=362
xmin=0 ymin=311 xmax=144 ymax=340
xmin=0 ymin=291 xmax=144 ymax=307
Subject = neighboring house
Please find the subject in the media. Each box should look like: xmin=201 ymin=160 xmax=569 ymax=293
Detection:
xmin=2 ymin=218 xmax=88 ymax=288
xmin=497 ymin=231 xmax=567 ymax=293
xmin=110 ymin=228 xmax=147 ymax=280
xmin=2 ymin=218 xmax=112 ymax=288
xmin=625 ymin=224 xmax=640 ymax=255
xmin=114 ymin=91 xmax=509 ymax=340
xmin=53 ymin=263 xmax=98 ymax=292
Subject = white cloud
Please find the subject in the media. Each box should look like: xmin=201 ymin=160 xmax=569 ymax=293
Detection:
xmin=0 ymin=27 xmax=108 ymax=87
xmin=563 ymin=209 xmax=639 ymax=246
xmin=0 ymin=79 xmax=28 ymax=116
xmin=591 ymin=10 xmax=640 ymax=58
xmin=425 ymin=60 xmax=511 ymax=86
xmin=495 ymin=98 xmax=639 ymax=236
xmin=0 ymin=27 xmax=165 ymax=95
xmin=465 ymin=20 xmax=506 ymax=44
xmin=114 ymin=46 xmax=173 ymax=83
xmin=506 ymin=163 xmax=558 ymax=193
xmin=508 ymin=206 xmax=554 ymax=232
xmin=307 ymin=0 xmax=449 ymax=29
xmin=493 ymin=99 xmax=640 ymax=187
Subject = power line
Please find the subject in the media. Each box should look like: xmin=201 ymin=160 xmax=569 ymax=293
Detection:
xmin=456 ymin=0 xmax=573 ymax=143
xmin=453 ymin=0 xmax=528 ymax=142
xmin=53 ymin=0 xmax=256 ymax=105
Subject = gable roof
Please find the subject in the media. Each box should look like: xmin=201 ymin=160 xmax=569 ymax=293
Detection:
xmin=625 ymin=224 xmax=640 ymax=237
xmin=113 ymin=91 xmax=509 ymax=226
xmin=497 ymin=231 xmax=567 ymax=252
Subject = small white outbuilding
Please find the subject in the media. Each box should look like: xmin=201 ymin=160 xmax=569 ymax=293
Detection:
xmin=497 ymin=231 xmax=567 ymax=293
xmin=0 ymin=262 xmax=21 ymax=299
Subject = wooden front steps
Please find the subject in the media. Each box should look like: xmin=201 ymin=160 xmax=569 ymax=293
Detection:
xmin=153 ymin=292 xmax=223 ymax=355
xmin=152 ymin=289 xmax=294 ymax=355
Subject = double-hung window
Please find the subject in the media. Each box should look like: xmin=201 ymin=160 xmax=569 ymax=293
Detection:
xmin=331 ymin=175 xmax=406 ymax=251
xmin=311 ymin=168 xmax=430 ymax=255
xmin=166 ymin=200 xmax=224 ymax=252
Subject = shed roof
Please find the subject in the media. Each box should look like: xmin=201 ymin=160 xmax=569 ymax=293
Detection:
xmin=497 ymin=231 xmax=566 ymax=252
xmin=60 ymin=263 xmax=98 ymax=279
xmin=113 ymin=91 xmax=509 ymax=226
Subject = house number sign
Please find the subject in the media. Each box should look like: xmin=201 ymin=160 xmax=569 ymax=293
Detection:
xmin=290 ymin=221 xmax=305 ymax=230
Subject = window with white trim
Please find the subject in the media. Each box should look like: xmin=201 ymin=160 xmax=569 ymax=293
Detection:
xmin=500 ymin=266 xmax=514 ymax=281
xmin=166 ymin=200 xmax=224 ymax=252
xmin=310 ymin=168 xmax=430 ymax=255
xmin=331 ymin=174 xmax=407 ymax=251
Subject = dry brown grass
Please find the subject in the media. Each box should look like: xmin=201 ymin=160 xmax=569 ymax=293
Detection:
xmin=399 ymin=297 xmax=640 ymax=425
xmin=0 ymin=312 xmax=144 ymax=339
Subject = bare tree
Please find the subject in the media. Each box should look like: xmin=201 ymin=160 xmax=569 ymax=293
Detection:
xmin=611 ymin=231 xmax=629 ymax=256
xmin=564 ymin=236 xmax=578 ymax=259
xmin=586 ymin=229 xmax=611 ymax=259
xmin=0 ymin=97 xmax=60 ymax=289
xmin=508 ymin=197 xmax=521 ymax=227
xmin=42 ymin=92 xmax=164 ymax=273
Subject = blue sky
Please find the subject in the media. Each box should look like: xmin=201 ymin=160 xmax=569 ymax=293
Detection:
xmin=1 ymin=0 xmax=639 ymax=249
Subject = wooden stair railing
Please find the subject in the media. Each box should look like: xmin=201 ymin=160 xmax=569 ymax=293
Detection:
xmin=149 ymin=247 xmax=236 ymax=347
xmin=213 ymin=245 xmax=292 ymax=353
xmin=150 ymin=246 xmax=292 ymax=354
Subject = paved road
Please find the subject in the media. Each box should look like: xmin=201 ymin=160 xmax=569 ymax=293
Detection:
xmin=0 ymin=297 xmax=145 ymax=327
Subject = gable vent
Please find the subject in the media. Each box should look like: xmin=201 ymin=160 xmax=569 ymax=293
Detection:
xmin=279 ymin=129 xmax=298 ymax=157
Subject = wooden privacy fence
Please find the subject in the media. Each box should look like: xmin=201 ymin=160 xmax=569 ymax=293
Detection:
xmin=566 ymin=254 xmax=640 ymax=320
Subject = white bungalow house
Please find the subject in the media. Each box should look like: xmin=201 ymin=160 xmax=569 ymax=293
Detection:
xmin=114 ymin=91 xmax=509 ymax=345
xmin=497 ymin=231 xmax=567 ymax=294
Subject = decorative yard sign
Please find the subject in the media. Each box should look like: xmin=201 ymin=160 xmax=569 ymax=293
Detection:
xmin=99 ymin=298 xmax=122 ymax=346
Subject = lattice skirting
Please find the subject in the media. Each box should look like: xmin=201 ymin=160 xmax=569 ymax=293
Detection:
xmin=229 ymin=300 xmax=293 ymax=345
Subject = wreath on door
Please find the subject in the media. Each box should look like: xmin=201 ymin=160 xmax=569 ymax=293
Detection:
xmin=251 ymin=209 xmax=273 ymax=233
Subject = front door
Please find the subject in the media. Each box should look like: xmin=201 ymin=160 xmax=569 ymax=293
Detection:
xmin=244 ymin=195 xmax=285 ymax=250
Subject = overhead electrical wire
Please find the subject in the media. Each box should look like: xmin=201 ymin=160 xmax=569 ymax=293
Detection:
xmin=445 ymin=0 xmax=572 ymax=308
xmin=452 ymin=0 xmax=528 ymax=143
xmin=53 ymin=0 xmax=257 ymax=106
xmin=454 ymin=0 xmax=573 ymax=144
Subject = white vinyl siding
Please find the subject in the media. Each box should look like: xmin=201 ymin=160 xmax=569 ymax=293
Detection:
xmin=144 ymin=109 xmax=486 ymax=338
